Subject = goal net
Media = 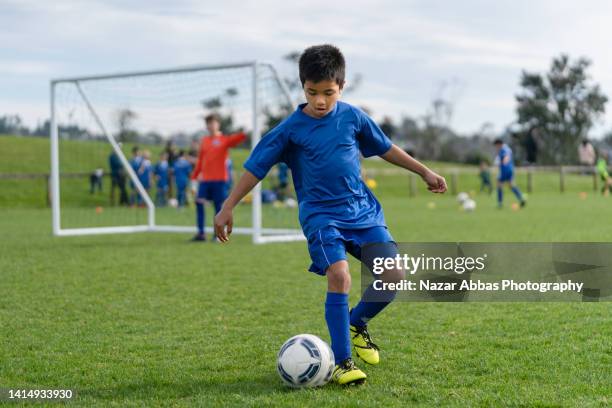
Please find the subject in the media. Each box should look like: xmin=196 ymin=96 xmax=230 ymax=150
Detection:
xmin=50 ymin=62 xmax=304 ymax=243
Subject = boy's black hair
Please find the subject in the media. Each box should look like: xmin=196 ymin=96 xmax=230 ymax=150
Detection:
xmin=205 ymin=113 xmax=221 ymax=123
xmin=132 ymin=146 xmax=139 ymax=154
xmin=299 ymin=44 xmax=345 ymax=86
xmin=493 ymin=138 xmax=503 ymax=145
xmin=178 ymin=149 xmax=185 ymax=157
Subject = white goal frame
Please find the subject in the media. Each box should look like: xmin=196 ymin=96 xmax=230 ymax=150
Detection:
xmin=50 ymin=61 xmax=305 ymax=244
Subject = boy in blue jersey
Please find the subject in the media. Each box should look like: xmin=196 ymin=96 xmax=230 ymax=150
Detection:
xmin=154 ymin=152 xmax=170 ymax=206
xmin=173 ymin=150 xmax=192 ymax=208
xmin=493 ymin=139 xmax=526 ymax=208
xmin=172 ymin=150 xmax=192 ymax=208
xmin=214 ymin=45 xmax=447 ymax=385
xmin=128 ymin=146 xmax=143 ymax=206
xmin=137 ymin=150 xmax=152 ymax=207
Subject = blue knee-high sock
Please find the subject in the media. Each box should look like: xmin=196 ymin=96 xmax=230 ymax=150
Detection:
xmin=511 ymin=186 xmax=523 ymax=201
xmin=196 ymin=202 xmax=205 ymax=235
xmin=497 ymin=187 xmax=503 ymax=205
xmin=325 ymin=292 xmax=351 ymax=364
xmin=350 ymin=285 xmax=397 ymax=328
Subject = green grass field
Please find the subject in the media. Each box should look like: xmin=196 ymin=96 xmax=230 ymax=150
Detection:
xmin=2 ymin=194 xmax=612 ymax=406
xmin=1 ymin=135 xmax=611 ymax=406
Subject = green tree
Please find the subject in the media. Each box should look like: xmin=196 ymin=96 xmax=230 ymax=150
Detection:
xmin=515 ymin=54 xmax=607 ymax=164
xmin=115 ymin=108 xmax=138 ymax=143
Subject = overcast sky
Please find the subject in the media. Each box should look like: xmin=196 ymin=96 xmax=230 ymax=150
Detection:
xmin=2 ymin=0 xmax=612 ymax=137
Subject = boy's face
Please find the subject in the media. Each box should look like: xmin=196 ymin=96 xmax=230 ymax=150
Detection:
xmin=494 ymin=143 xmax=502 ymax=152
xmin=206 ymin=119 xmax=220 ymax=135
xmin=303 ymin=79 xmax=343 ymax=118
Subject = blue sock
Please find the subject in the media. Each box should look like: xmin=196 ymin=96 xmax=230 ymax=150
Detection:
xmin=511 ymin=186 xmax=523 ymax=201
xmin=325 ymin=292 xmax=351 ymax=364
xmin=350 ymin=284 xmax=396 ymax=328
xmin=196 ymin=202 xmax=205 ymax=235
xmin=497 ymin=187 xmax=503 ymax=205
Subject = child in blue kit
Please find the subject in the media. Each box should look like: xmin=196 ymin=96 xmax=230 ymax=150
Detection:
xmin=493 ymin=139 xmax=526 ymax=208
xmin=214 ymin=45 xmax=447 ymax=385
xmin=173 ymin=151 xmax=192 ymax=208
xmin=154 ymin=152 xmax=170 ymax=206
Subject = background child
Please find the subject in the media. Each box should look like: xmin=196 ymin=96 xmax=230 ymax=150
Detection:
xmin=190 ymin=114 xmax=246 ymax=241
xmin=154 ymin=152 xmax=169 ymax=206
xmin=597 ymin=150 xmax=612 ymax=196
xmin=479 ymin=160 xmax=492 ymax=194
xmin=173 ymin=150 xmax=192 ymax=208
xmin=494 ymin=139 xmax=525 ymax=208
xmin=128 ymin=146 xmax=142 ymax=206
xmin=137 ymin=150 xmax=152 ymax=207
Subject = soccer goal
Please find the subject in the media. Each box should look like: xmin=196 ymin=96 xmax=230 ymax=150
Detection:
xmin=50 ymin=61 xmax=304 ymax=244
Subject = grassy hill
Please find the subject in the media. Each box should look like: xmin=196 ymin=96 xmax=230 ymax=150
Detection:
xmin=0 ymin=134 xmax=603 ymax=209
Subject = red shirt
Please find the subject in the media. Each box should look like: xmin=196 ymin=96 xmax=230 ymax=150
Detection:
xmin=191 ymin=133 xmax=246 ymax=182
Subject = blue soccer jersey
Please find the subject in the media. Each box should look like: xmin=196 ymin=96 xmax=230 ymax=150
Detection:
xmin=154 ymin=161 xmax=169 ymax=189
xmin=129 ymin=156 xmax=143 ymax=188
xmin=139 ymin=159 xmax=152 ymax=189
xmin=244 ymin=101 xmax=392 ymax=239
xmin=497 ymin=144 xmax=514 ymax=172
xmin=173 ymin=158 xmax=192 ymax=188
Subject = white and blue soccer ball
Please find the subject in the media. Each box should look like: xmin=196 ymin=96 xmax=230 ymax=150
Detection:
xmin=462 ymin=198 xmax=477 ymax=212
xmin=456 ymin=192 xmax=469 ymax=204
xmin=277 ymin=334 xmax=335 ymax=388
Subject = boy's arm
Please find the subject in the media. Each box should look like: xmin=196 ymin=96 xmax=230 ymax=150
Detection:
xmin=214 ymin=171 xmax=260 ymax=242
xmin=226 ymin=132 xmax=247 ymax=148
xmin=380 ymin=144 xmax=447 ymax=193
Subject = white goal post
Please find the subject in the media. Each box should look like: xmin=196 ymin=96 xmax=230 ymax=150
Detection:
xmin=50 ymin=61 xmax=305 ymax=244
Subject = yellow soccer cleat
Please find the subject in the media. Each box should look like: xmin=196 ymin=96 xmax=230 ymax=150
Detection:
xmin=350 ymin=325 xmax=380 ymax=365
xmin=332 ymin=358 xmax=367 ymax=385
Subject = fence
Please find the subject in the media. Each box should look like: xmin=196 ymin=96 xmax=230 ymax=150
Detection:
xmin=0 ymin=165 xmax=608 ymax=206
xmin=366 ymin=165 xmax=605 ymax=196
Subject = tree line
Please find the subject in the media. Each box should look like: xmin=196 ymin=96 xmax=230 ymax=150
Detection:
xmin=2 ymin=54 xmax=612 ymax=165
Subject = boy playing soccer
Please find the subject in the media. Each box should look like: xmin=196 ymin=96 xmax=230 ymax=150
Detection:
xmin=493 ymin=139 xmax=526 ymax=208
xmin=214 ymin=45 xmax=447 ymax=385
xmin=190 ymin=114 xmax=246 ymax=241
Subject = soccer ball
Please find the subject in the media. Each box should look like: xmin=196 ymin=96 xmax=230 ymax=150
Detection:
xmin=168 ymin=198 xmax=178 ymax=208
xmin=366 ymin=178 xmax=377 ymax=189
xmin=456 ymin=192 xmax=469 ymax=204
xmin=277 ymin=334 xmax=335 ymax=388
xmin=462 ymin=198 xmax=476 ymax=212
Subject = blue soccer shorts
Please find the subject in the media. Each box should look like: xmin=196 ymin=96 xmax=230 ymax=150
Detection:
xmin=498 ymin=168 xmax=514 ymax=182
xmin=307 ymin=225 xmax=397 ymax=275
xmin=197 ymin=181 xmax=228 ymax=203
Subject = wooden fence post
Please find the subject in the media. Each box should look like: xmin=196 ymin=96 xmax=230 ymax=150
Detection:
xmin=527 ymin=169 xmax=533 ymax=193
xmin=450 ymin=171 xmax=458 ymax=195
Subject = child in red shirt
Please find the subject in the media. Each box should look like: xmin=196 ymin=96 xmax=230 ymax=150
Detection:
xmin=191 ymin=113 xmax=246 ymax=241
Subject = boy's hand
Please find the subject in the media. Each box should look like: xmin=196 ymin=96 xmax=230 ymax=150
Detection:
xmin=214 ymin=208 xmax=233 ymax=242
xmin=422 ymin=170 xmax=447 ymax=193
